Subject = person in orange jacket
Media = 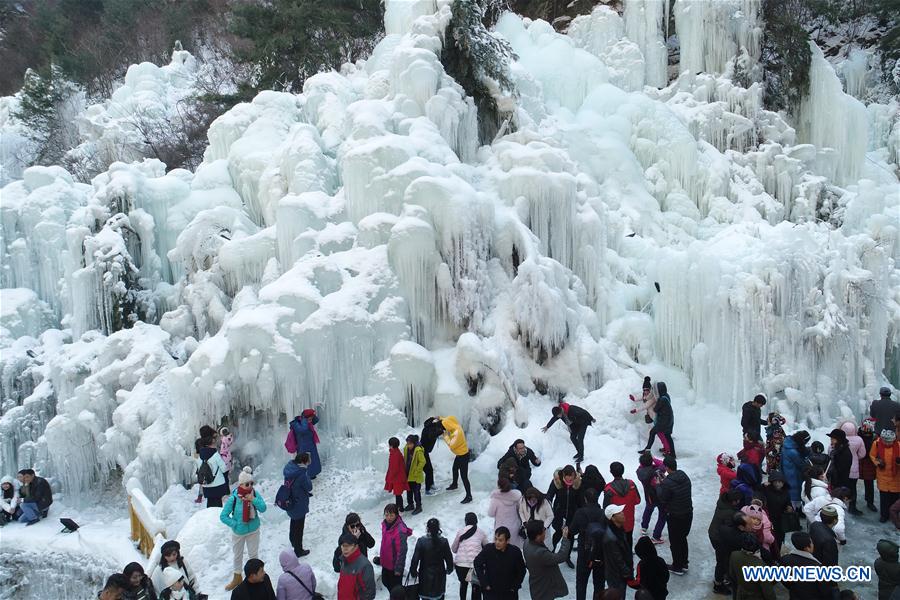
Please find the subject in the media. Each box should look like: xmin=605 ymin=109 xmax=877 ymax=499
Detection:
xmin=384 ymin=437 xmax=409 ymax=510
xmin=438 ymin=416 xmax=473 ymax=504
xmin=870 ymin=428 xmax=900 ymax=523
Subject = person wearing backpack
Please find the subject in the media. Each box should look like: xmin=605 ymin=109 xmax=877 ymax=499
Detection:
xmin=568 ymin=488 xmax=606 ymax=600
xmin=221 ymin=467 xmax=267 ymax=591
xmin=276 ymin=548 xmax=317 ymax=600
xmin=194 ymin=425 xmax=216 ymax=504
xmin=280 ymin=452 xmax=313 ymax=558
xmin=285 ymin=409 xmax=321 ymax=479
xmin=150 ymin=540 xmax=198 ymax=595
xmin=197 ymin=435 xmax=229 ymax=508
xmin=603 ymin=461 xmax=641 ymax=552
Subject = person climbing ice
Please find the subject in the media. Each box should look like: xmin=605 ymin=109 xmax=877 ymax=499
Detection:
xmin=638 ymin=382 xmax=675 ymax=457
xmin=285 ymin=408 xmax=321 ymax=479
xmin=542 ymin=400 xmax=596 ymax=463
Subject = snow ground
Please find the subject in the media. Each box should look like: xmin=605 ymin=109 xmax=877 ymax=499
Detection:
xmin=0 ymin=401 xmax=888 ymax=599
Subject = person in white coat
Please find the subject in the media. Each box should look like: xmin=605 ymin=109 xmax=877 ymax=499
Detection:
xmin=0 ymin=475 xmax=21 ymax=525
xmin=803 ymin=487 xmax=850 ymax=543
xmin=488 ymin=477 xmax=524 ymax=549
xmin=802 ymin=466 xmax=830 ymax=505
xmin=196 ymin=434 xmax=229 ymax=507
xmin=839 ymin=420 xmax=867 ymax=515
xmin=451 ymin=512 xmax=488 ymax=600
xmin=517 ymin=487 xmax=554 ymax=548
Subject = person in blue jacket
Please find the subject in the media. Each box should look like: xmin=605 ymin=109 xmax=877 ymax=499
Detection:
xmin=283 ymin=452 xmax=313 ymax=558
xmin=781 ymin=430 xmax=810 ymax=510
xmin=221 ymin=467 xmax=267 ymax=591
xmin=289 ymin=409 xmax=321 ymax=479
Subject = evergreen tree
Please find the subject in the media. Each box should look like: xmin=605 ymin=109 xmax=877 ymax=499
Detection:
xmin=13 ymin=67 xmax=78 ymax=165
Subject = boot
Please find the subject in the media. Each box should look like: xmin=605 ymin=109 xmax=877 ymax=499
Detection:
xmin=713 ymin=582 xmax=731 ymax=595
xmin=848 ymin=501 xmax=863 ymax=516
xmin=225 ymin=573 xmax=242 ymax=591
xmin=867 ymin=502 xmax=878 ymax=512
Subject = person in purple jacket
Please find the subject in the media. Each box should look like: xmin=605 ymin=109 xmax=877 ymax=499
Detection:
xmin=276 ymin=549 xmax=317 ymax=600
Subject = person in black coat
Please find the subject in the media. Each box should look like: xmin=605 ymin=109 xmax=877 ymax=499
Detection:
xmin=231 ymin=559 xmax=276 ymax=600
xmin=809 ymin=507 xmax=840 ymax=567
xmin=708 ymin=490 xmax=744 ymax=593
xmin=421 ymin=417 xmax=444 ymax=494
xmin=17 ymin=469 xmax=52 ymax=519
xmin=643 ymin=382 xmax=675 ymax=456
xmin=741 ymin=395 xmax=768 ymax=438
xmin=332 ymin=513 xmax=377 ymax=572
xmin=628 ymin=535 xmax=669 ymax=600
xmin=410 ymin=518 xmax=454 ymax=599
xmin=601 ymin=505 xmax=633 ymax=593
xmin=496 ymin=440 xmax=542 ymax=492
xmin=474 ymin=527 xmax=526 ymax=600
xmin=826 ymin=429 xmax=853 ymax=490
xmin=656 ymin=457 xmax=692 ymax=574
xmin=761 ymin=471 xmax=793 ymax=556
xmin=713 ymin=512 xmax=752 ymax=595
xmin=122 ymin=562 xmax=157 ymax=600
xmin=870 ymin=387 xmax=900 ymax=435
xmin=542 ymin=403 xmax=595 ymax=462
xmin=779 ymin=531 xmax=839 ymax=599
xmin=545 ymin=465 xmax=583 ymax=551
xmin=579 ymin=464 xmax=606 ymax=497
xmin=568 ymin=488 xmax=607 ymax=600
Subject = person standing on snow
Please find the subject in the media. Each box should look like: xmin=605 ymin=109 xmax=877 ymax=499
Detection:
xmin=473 ymin=527 xmax=527 ymax=600
xmin=826 ymin=429 xmax=853 ymax=493
xmin=870 ymin=428 xmax=900 ymax=523
xmin=409 ymin=518 xmax=455 ymax=600
xmin=542 ymin=401 xmax=596 ymax=463
xmin=656 ymin=456 xmax=692 ymax=575
xmin=517 ymin=487 xmax=554 ymax=547
xmin=568 ymin=487 xmax=606 ymax=600
xmin=286 ymin=409 xmax=321 ymax=479
xmin=281 ymin=452 xmax=312 ymax=557
xmin=451 ymin=512 xmax=488 ymax=600
xmin=221 ymin=467 xmax=267 ymax=591
xmin=384 ymin=437 xmax=409 ymax=510
xmin=230 ymin=558 xmax=276 ymax=600
xmin=403 ymin=434 xmax=425 ymax=514
xmin=545 ymin=465 xmax=583 ymax=555
xmin=603 ymin=462 xmax=641 ymax=552
xmin=779 ymin=531 xmax=839 ymax=600
xmin=488 ymin=477 xmax=524 ymax=549
xmin=376 ymin=503 xmax=412 ymax=592
xmin=871 ymin=387 xmax=900 ymax=436
xmin=629 ymin=377 xmax=657 ymax=423
xmin=193 ymin=425 xmax=216 ymax=504
xmin=761 ymin=471 xmax=793 ymax=557
xmin=496 ymin=440 xmax=542 ymax=492
xmin=601 ymin=504 xmax=633 ymax=594
xmin=332 ymin=514 xmax=377 ymax=572
xmin=781 ymin=430 xmax=810 ymax=510
xmin=809 ymin=505 xmax=840 ymax=566
xmin=728 ymin=534 xmax=776 ymax=600
xmin=421 ymin=417 xmax=444 ymax=495
xmin=859 ymin=418 xmax=880 ymax=512
xmin=636 ymin=452 xmax=667 ymax=543
xmin=219 ymin=426 xmax=235 ymax=485
xmin=337 ymin=533 xmax=377 ymax=600
xmin=438 ymin=415 xmax=473 ymax=504
xmin=716 ymin=452 xmax=738 ymax=496
xmin=627 ymin=535 xmax=669 ymax=600
xmin=874 ymin=538 xmax=900 ymax=600
xmin=741 ymin=394 xmax=768 ymax=439
xmin=640 ymin=382 xmax=675 ymax=456
xmin=737 ymin=431 xmax=766 ymax=478
xmin=523 ymin=520 xmax=571 ymax=600
xmin=276 ymin=548 xmax=317 ymax=600
xmin=197 ymin=434 xmax=229 ymax=508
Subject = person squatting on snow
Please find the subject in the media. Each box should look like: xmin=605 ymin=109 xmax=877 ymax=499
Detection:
xmin=656 ymin=456 xmax=692 ymax=576
xmin=568 ymin=487 xmax=606 ymax=600
xmin=150 ymin=540 xmax=198 ymax=596
xmin=285 ymin=409 xmax=321 ymax=479
xmin=473 ymin=526 xmax=527 ymax=600
xmin=489 ymin=477 xmax=524 ymax=549
xmin=337 ymin=532 xmax=377 ymax=600
xmin=640 ymin=382 xmax=675 ymax=457
xmin=276 ymin=549 xmax=317 ymax=600
xmin=496 ymin=439 xmax=541 ymax=492
xmin=873 ymin=538 xmax=900 ymax=600
xmin=803 ymin=486 xmax=851 ymax=543
xmin=523 ymin=520 xmax=571 ymax=600
xmin=221 ymin=467 xmax=267 ymax=591
xmin=197 ymin=433 xmax=229 ymax=508
xmin=375 ymin=503 xmax=412 ymax=592
xmin=542 ymin=401 xmax=596 ymax=462
xmin=16 ymin=468 xmax=51 ymax=525
xmin=231 ymin=558 xmax=276 ymax=600
xmin=603 ymin=461 xmax=641 ymax=552
xmin=741 ymin=394 xmax=768 ymax=439
xmin=409 ymin=517 xmax=454 ymax=600
xmin=870 ymin=428 xmax=900 ymax=523
xmin=122 ymin=562 xmax=157 ymax=600
xmin=384 ymin=437 xmax=409 ymax=510
xmin=517 ymin=487 xmax=554 ymax=548
xmin=627 ymin=535 xmax=669 ymax=600
xmin=636 ymin=452 xmax=667 ymax=543
xmin=403 ymin=434 xmax=425 ymax=514
xmin=0 ymin=475 xmax=21 ymax=525
xmin=438 ymin=415 xmax=473 ymax=503
xmin=159 ymin=567 xmax=197 ymax=600
xmin=545 ymin=465 xmax=583 ymax=553
xmin=280 ymin=452 xmax=313 ymax=557
xmin=451 ymin=512 xmax=488 ymax=600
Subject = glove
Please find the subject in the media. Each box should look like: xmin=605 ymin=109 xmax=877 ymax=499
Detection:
xmin=839 ymin=540 xmax=847 ymax=546
xmin=629 ymin=394 xmax=636 ymax=401
xmin=630 ymin=409 xmax=637 ymax=414
xmin=373 ymin=556 xmax=381 ymax=566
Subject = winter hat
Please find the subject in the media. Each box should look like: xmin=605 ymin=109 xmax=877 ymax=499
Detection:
xmin=0 ymin=475 xmax=13 ymax=486
xmin=162 ymin=567 xmax=184 ymax=588
xmin=861 ymin=418 xmax=877 ymax=433
xmin=604 ymin=504 xmax=625 ymax=519
xmin=642 ymin=377 xmax=652 ymax=391
xmin=717 ymin=452 xmax=736 ymax=468
xmin=880 ymin=386 xmax=892 ymax=397
xmin=219 ymin=426 xmax=230 ymax=437
xmin=768 ymin=412 xmax=786 ymax=426
xmin=876 ymin=539 xmax=899 ymax=561
xmin=881 ymin=429 xmax=897 ymax=443
xmin=339 ymin=532 xmax=359 ymax=547
xmin=767 ymin=471 xmax=786 ymax=484
xmin=792 ymin=430 xmax=811 ymax=446
xmin=740 ymin=532 xmax=761 ymax=553
xmin=301 ymin=408 xmax=316 ymax=418
xmin=238 ymin=466 xmax=254 ymax=485
xmin=827 ymin=429 xmax=847 ymax=443
xmin=820 ymin=505 xmax=838 ymax=519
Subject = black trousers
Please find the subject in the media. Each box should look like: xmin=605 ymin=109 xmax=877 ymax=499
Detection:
xmin=847 ymin=477 xmax=859 ymax=508
xmin=407 ymin=483 xmax=422 ymax=509
xmin=424 ymin=451 xmax=434 ymax=491
xmin=382 ymin=569 xmax=402 ymax=592
xmin=667 ymin=512 xmax=692 ymax=570
xmin=455 ymin=565 xmax=481 ymax=600
xmin=570 ymin=423 xmax=588 ymax=458
xmin=575 ymin=548 xmax=605 ymax=600
xmin=452 ymin=453 xmax=472 ymax=496
xmin=289 ymin=517 xmax=306 ymax=555
xmin=712 ymin=544 xmax=730 ymax=583
xmin=880 ymin=491 xmax=900 ymax=521
xmin=864 ymin=479 xmax=875 ymax=505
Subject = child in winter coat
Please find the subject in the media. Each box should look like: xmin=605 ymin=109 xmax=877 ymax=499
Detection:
xmin=765 ymin=427 xmax=785 ymax=474
xmin=859 ymin=418 xmax=879 ymax=512
xmin=404 ymin=435 xmax=426 ymax=515
xmin=874 ymin=538 xmax=900 ymax=600
xmin=870 ymin=429 xmax=900 ymax=524
xmin=761 ymin=471 xmax=793 ymax=556
xmin=716 ymin=453 xmax=737 ymax=496
xmin=218 ymin=426 xmax=234 ymax=483
xmin=159 ymin=567 xmax=196 ymax=600
xmin=807 ymin=441 xmax=830 ymax=471
xmin=451 ymin=513 xmax=488 ymax=600
xmin=384 ymin=437 xmax=409 ymax=510
xmin=627 ymin=535 xmax=669 ymax=600
xmin=741 ymin=498 xmax=775 ymax=552
xmin=629 ymin=377 xmax=657 ymax=422
xmin=488 ymin=477 xmax=524 ymax=548
xmin=377 ymin=503 xmax=412 ymax=592
xmin=0 ymin=476 xmax=20 ymax=524
xmin=738 ymin=431 xmax=766 ymax=476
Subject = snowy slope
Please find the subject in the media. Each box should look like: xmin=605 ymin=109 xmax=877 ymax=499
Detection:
xmin=0 ymin=0 xmax=898 ymax=596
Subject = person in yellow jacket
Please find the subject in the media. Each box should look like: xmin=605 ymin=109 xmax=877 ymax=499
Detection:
xmin=438 ymin=416 xmax=473 ymax=504
xmin=404 ymin=434 xmax=426 ymax=514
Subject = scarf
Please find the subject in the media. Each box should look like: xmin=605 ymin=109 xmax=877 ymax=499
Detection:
xmin=238 ymin=485 xmax=254 ymax=523
xmin=875 ymin=440 xmax=899 ymax=475
xmin=169 ymin=589 xmax=185 ymax=600
xmin=300 ymin=412 xmax=320 ymax=444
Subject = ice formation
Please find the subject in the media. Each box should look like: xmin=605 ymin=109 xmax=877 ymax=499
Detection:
xmin=0 ymin=0 xmax=898 ymax=510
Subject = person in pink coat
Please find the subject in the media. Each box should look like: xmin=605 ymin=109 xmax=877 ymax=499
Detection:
xmin=219 ymin=426 xmax=234 ymax=483
xmin=741 ymin=499 xmax=775 ymax=552
xmin=488 ymin=477 xmax=524 ymax=549
xmin=839 ymin=420 xmax=867 ymax=515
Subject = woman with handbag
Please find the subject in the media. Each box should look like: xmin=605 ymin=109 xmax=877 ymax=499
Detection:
xmin=451 ymin=513 xmax=488 ymax=600
xmin=516 ymin=488 xmax=554 ymax=548
xmin=276 ymin=549 xmax=320 ymax=600
xmin=410 ymin=518 xmax=454 ymax=600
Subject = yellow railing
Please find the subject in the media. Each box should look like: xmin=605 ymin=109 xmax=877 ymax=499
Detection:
xmin=127 ymin=483 xmax=166 ymax=557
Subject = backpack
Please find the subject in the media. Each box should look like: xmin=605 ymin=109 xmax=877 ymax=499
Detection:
xmin=196 ymin=458 xmax=216 ymax=486
xmin=275 ymin=478 xmax=295 ymax=510
xmin=284 ymin=422 xmax=298 ymax=454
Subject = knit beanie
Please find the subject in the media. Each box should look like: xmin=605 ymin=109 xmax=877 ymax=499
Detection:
xmin=162 ymin=567 xmax=184 ymax=588
xmin=642 ymin=377 xmax=652 ymax=391
xmin=238 ymin=466 xmax=254 ymax=485
xmin=882 ymin=430 xmax=897 ymax=444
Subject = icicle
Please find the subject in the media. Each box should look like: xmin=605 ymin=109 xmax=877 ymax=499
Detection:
xmin=623 ymin=0 xmax=668 ymax=87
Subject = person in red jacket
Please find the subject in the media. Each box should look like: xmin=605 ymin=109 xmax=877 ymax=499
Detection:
xmin=737 ymin=431 xmax=766 ymax=477
xmin=603 ymin=462 xmax=642 ymax=551
xmin=384 ymin=437 xmax=409 ymax=510
xmin=717 ymin=452 xmax=737 ymax=495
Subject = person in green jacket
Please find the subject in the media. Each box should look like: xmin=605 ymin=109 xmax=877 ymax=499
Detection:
xmin=874 ymin=538 xmax=899 ymax=600
xmin=729 ymin=533 xmax=776 ymax=600
xmin=404 ymin=434 xmax=426 ymax=515
xmin=220 ymin=467 xmax=267 ymax=591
